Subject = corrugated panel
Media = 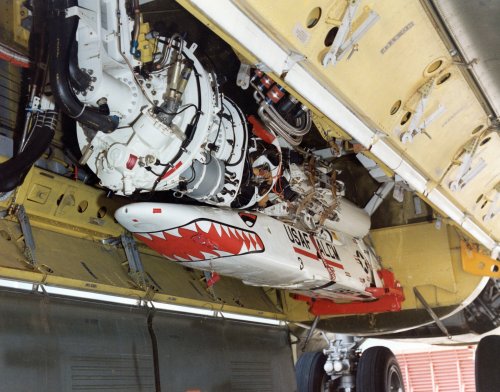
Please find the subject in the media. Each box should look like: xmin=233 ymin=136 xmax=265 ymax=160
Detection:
xmin=397 ymin=347 xmax=476 ymax=392
xmin=0 ymin=61 xmax=21 ymax=134
xmin=230 ymin=361 xmax=273 ymax=391
xmin=70 ymin=355 xmax=154 ymax=391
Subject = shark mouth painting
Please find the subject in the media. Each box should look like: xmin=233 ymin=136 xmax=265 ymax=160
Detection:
xmin=134 ymin=219 xmax=265 ymax=262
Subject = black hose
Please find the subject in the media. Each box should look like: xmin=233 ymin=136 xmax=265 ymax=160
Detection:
xmin=0 ymin=0 xmax=54 ymax=192
xmin=0 ymin=123 xmax=55 ymax=192
xmin=48 ymin=0 xmax=118 ymax=133
xmin=68 ymin=40 xmax=91 ymax=93
xmin=147 ymin=310 xmax=162 ymax=392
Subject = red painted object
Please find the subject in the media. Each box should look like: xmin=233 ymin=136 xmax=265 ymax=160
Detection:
xmin=293 ymin=269 xmax=404 ymax=316
xmin=126 ymin=154 xmax=138 ymax=170
xmin=160 ymin=160 xmax=183 ymax=180
xmin=247 ymin=115 xmax=276 ymax=144
xmin=206 ymin=272 xmax=220 ymax=287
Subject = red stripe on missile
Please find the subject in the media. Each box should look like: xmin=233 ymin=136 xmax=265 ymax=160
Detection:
xmin=293 ymin=247 xmax=318 ymax=260
xmin=324 ymin=259 xmax=344 ymax=270
xmin=293 ymin=247 xmax=344 ymax=269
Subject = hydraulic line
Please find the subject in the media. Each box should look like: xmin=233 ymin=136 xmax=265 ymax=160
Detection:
xmin=0 ymin=113 xmax=57 ymax=192
xmin=48 ymin=0 xmax=118 ymax=133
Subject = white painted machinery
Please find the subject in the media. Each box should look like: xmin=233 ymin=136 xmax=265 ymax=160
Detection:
xmin=46 ymin=0 xmax=403 ymax=316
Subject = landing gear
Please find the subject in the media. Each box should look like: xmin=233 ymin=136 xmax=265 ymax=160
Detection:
xmin=356 ymin=347 xmax=404 ymax=392
xmin=296 ymin=352 xmax=329 ymax=392
xmin=296 ymin=344 xmax=404 ymax=392
xmin=476 ymin=335 xmax=500 ymax=392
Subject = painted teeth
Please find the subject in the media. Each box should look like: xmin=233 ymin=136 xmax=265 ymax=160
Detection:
xmin=150 ymin=231 xmax=165 ymax=240
xmin=187 ymin=255 xmax=202 ymax=261
xmin=247 ymin=241 xmax=255 ymax=251
xmin=197 ymin=221 xmax=212 ymax=233
xmin=201 ymin=251 xmax=216 ymax=259
xmin=184 ymin=223 xmax=197 ymax=232
xmin=240 ymin=242 xmax=248 ymax=253
xmin=220 ymin=225 xmax=229 ymax=237
xmin=166 ymin=228 xmax=182 ymax=237
xmin=249 ymin=233 xmax=262 ymax=250
xmin=228 ymin=227 xmax=237 ymax=237
xmin=213 ymin=223 xmax=222 ymax=236
xmin=137 ymin=233 xmax=152 ymax=240
xmin=174 ymin=255 xmax=190 ymax=262
xmin=214 ymin=250 xmax=233 ymax=257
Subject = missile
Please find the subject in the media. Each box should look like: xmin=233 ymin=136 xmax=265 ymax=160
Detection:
xmin=115 ymin=202 xmax=390 ymax=303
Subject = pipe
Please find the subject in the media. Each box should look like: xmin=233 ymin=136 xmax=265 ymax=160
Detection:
xmin=130 ymin=0 xmax=141 ymax=58
xmin=68 ymin=41 xmax=91 ymax=92
xmin=0 ymin=116 xmax=56 ymax=192
xmin=48 ymin=0 xmax=117 ymax=133
xmin=257 ymin=103 xmax=310 ymax=146
xmin=152 ymin=33 xmax=184 ymax=71
xmin=0 ymin=42 xmax=30 ymax=68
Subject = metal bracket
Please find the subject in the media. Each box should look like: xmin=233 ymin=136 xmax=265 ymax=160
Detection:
xmin=400 ymin=105 xmax=445 ymax=144
xmin=449 ymin=136 xmax=486 ymax=192
xmin=282 ymin=51 xmax=306 ymax=74
xmin=255 ymin=62 xmax=272 ymax=73
xmin=413 ymin=287 xmax=452 ymax=339
xmin=398 ymin=80 xmax=445 ymax=143
xmin=483 ymin=183 xmax=500 ymax=222
xmin=364 ymin=181 xmax=395 ymax=216
xmin=461 ymin=241 xmax=500 ymax=277
xmin=301 ymin=315 xmax=320 ymax=351
xmin=322 ymin=1 xmax=379 ymax=67
xmin=15 ymin=205 xmax=37 ymax=267
xmin=0 ymin=190 xmax=14 ymax=203
xmin=293 ymin=269 xmax=404 ymax=315
xmin=121 ymin=232 xmax=159 ymax=291
xmin=453 ymin=58 xmax=478 ymax=69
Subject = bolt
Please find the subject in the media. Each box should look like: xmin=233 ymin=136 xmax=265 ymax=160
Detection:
xmin=145 ymin=155 xmax=156 ymax=165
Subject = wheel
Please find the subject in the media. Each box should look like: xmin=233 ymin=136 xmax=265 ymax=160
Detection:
xmin=476 ymin=335 xmax=500 ymax=392
xmin=296 ymin=351 xmax=328 ymax=392
xmin=356 ymin=346 xmax=404 ymax=392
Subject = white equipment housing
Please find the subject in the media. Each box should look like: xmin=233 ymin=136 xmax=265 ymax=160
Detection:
xmin=75 ymin=0 xmax=247 ymax=205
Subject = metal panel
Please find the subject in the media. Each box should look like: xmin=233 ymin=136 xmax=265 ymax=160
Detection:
xmin=433 ymin=0 xmax=500 ymax=117
xmin=0 ymin=288 xmax=296 ymax=392
xmin=397 ymin=347 xmax=476 ymax=391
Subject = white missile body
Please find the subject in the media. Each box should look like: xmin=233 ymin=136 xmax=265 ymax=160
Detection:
xmin=115 ymin=203 xmax=386 ymax=302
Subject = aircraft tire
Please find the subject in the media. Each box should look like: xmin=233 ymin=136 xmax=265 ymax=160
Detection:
xmin=476 ymin=335 xmax=500 ymax=392
xmin=296 ymin=351 xmax=327 ymax=392
xmin=356 ymin=346 xmax=404 ymax=392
